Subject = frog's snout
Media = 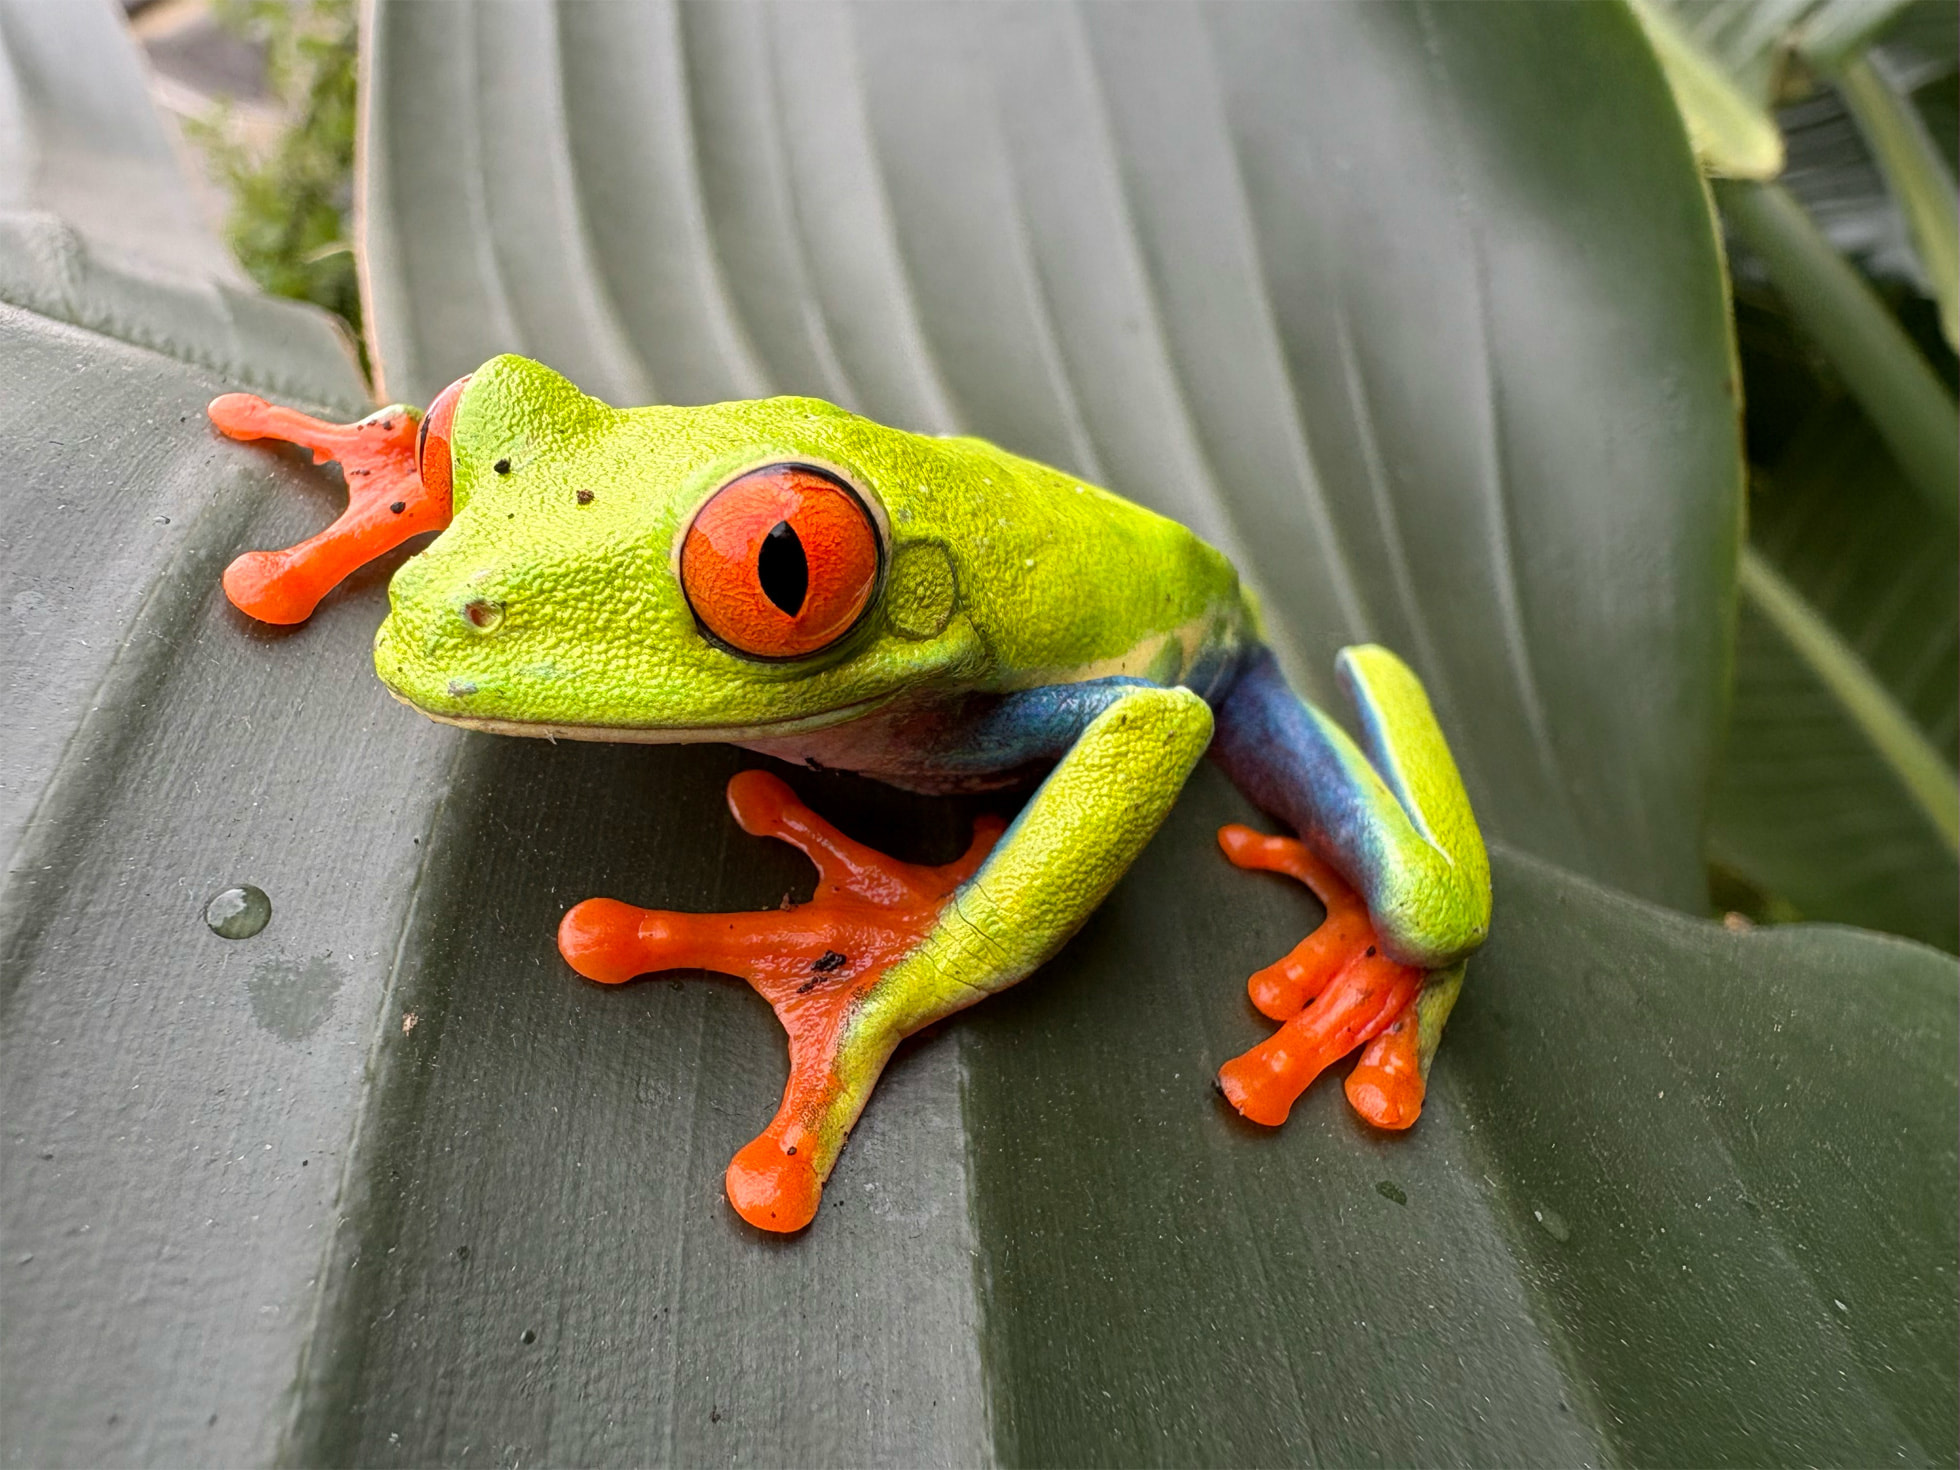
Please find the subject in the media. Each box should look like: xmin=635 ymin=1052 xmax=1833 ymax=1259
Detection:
xmin=372 ymin=555 xmax=521 ymax=717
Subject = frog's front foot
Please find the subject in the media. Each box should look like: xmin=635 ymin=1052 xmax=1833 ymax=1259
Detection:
xmin=557 ymin=770 xmax=1003 ymax=1233
xmin=207 ymin=378 xmax=464 ymax=623
xmin=1214 ymin=825 xmax=1431 ymax=1131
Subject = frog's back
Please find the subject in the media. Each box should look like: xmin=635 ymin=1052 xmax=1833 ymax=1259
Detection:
xmin=901 ymin=431 xmax=1254 ymax=696
xmin=615 ymin=392 xmax=1257 ymax=699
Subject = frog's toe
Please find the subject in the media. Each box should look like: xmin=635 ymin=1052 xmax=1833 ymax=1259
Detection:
xmin=556 ymin=897 xmax=655 ymax=984
xmin=1218 ymin=947 xmax=1423 ymax=1127
xmin=1220 ymin=824 xmax=1379 ymax=1020
xmin=1217 ymin=823 xmax=1430 ymax=1129
xmin=1344 ymin=1000 xmax=1425 ymax=1130
xmin=207 ymin=386 xmax=457 ymax=624
xmin=726 ymin=1133 xmax=822 ymax=1233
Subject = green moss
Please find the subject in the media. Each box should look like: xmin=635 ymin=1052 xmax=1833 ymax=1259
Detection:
xmin=186 ymin=0 xmax=362 ymax=369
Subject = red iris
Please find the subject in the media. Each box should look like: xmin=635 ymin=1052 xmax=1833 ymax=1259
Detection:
xmin=681 ymin=465 xmax=881 ymax=659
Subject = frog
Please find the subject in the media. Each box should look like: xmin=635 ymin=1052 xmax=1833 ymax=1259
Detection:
xmin=207 ymin=353 xmax=1490 ymax=1234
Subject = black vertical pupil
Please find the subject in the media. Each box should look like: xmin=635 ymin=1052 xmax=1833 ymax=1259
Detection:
xmin=757 ymin=521 xmax=808 ymax=616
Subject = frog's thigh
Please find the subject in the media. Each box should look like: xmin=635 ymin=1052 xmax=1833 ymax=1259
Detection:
xmin=1211 ymin=646 xmax=1490 ymax=969
xmin=860 ymin=684 xmax=1214 ymax=1042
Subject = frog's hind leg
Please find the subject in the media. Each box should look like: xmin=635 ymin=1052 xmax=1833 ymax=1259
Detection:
xmin=1209 ymin=646 xmax=1488 ymax=1129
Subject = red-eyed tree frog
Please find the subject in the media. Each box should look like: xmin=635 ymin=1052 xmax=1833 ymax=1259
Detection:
xmin=208 ymin=354 xmax=1491 ymax=1234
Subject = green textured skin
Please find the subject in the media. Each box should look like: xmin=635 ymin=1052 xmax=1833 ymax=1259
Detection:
xmin=374 ymin=355 xmax=1249 ymax=737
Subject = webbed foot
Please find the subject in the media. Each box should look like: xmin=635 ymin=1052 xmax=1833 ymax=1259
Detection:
xmin=558 ymin=770 xmax=1004 ymax=1232
xmin=207 ymin=379 xmax=462 ymax=623
xmin=1215 ymin=825 xmax=1430 ymax=1130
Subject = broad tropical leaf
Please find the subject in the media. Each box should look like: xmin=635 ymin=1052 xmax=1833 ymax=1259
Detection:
xmin=5 ymin=3 xmax=1954 ymax=1466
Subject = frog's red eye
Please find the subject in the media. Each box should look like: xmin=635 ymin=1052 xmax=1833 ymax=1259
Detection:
xmin=415 ymin=375 xmax=470 ymax=500
xmin=681 ymin=465 xmax=881 ymax=659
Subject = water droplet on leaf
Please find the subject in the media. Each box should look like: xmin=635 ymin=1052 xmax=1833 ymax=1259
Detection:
xmin=205 ymin=885 xmax=271 ymax=940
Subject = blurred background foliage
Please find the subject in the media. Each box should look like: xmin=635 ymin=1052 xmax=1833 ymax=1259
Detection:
xmin=135 ymin=0 xmax=362 ymax=357
xmin=135 ymin=0 xmax=1957 ymax=951
xmin=1634 ymin=0 xmax=1957 ymax=951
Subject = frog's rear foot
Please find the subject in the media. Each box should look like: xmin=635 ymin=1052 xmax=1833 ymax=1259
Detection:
xmin=557 ymin=770 xmax=1003 ymax=1232
xmin=1214 ymin=825 xmax=1428 ymax=1130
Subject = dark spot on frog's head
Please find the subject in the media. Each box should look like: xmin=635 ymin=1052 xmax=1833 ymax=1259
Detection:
xmin=520 ymin=1328 xmax=537 ymax=1345
xmin=576 ymin=488 xmax=594 ymax=505
xmin=389 ymin=500 xmax=407 ymax=515
xmin=493 ymin=457 xmax=511 ymax=475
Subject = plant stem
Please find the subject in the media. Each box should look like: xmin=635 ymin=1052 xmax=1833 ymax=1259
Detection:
xmin=1717 ymin=178 xmax=1958 ymax=522
xmin=1739 ymin=546 xmax=1959 ymax=852
xmin=1834 ymin=55 xmax=1959 ymax=352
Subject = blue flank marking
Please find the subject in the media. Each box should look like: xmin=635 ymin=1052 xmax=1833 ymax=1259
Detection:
xmin=921 ymin=678 xmax=1153 ymax=777
xmin=1208 ymin=647 xmax=1395 ymax=904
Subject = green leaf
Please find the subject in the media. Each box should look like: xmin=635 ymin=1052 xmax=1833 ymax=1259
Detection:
xmin=965 ymin=810 xmax=1957 ymax=1466
xmin=6 ymin=3 xmax=1954 ymax=1467
xmin=277 ymin=748 xmax=1953 ymax=1467
xmin=1629 ymin=0 xmax=1925 ymax=179
xmin=1711 ymin=407 xmax=1958 ymax=949
xmin=1793 ymin=0 xmax=1922 ymax=71
xmin=1739 ymin=550 xmax=1956 ymax=851
xmin=1835 ymin=53 xmax=1960 ymax=347
xmin=1643 ymin=0 xmax=1917 ymax=96
xmin=1630 ymin=0 xmax=1787 ymax=177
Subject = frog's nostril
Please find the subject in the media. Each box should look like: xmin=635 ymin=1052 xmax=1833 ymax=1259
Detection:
xmin=462 ymin=599 xmax=505 ymax=633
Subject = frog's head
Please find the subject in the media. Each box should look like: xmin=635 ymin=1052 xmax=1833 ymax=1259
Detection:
xmin=373 ymin=355 xmax=979 ymax=740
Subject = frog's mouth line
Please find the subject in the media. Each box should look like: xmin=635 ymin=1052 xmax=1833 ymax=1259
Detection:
xmin=388 ymin=688 xmax=893 ymax=745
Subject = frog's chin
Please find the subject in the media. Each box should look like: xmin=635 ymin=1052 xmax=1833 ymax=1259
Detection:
xmin=385 ymin=686 xmax=893 ymax=745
